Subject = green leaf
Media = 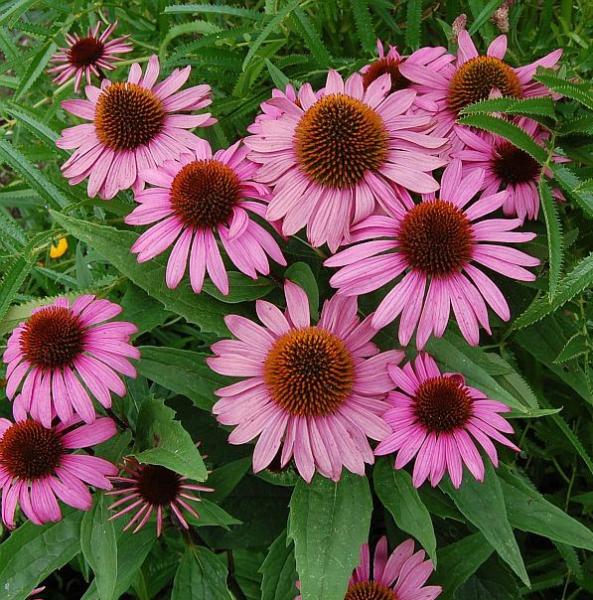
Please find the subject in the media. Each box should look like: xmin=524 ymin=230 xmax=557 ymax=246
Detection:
xmin=285 ymin=262 xmax=319 ymax=319
xmin=120 ymin=284 xmax=171 ymax=335
xmin=513 ymin=253 xmax=593 ymax=329
xmin=539 ymin=180 xmax=564 ymax=298
xmin=260 ymin=530 xmax=298 ymax=600
xmin=80 ymin=495 xmax=118 ymax=600
xmin=534 ymin=73 xmax=593 ymax=110
xmin=434 ymin=533 xmax=494 ymax=600
xmin=460 ymin=96 xmax=556 ymax=118
xmin=49 ymin=211 xmax=231 ymax=336
xmin=134 ymin=397 xmax=208 ymax=482
xmin=164 ymin=3 xmax=263 ymax=19
xmin=265 ymin=58 xmax=290 ymax=89
xmin=405 ymin=0 xmax=422 ymax=50
xmin=184 ymin=499 xmax=242 ymax=530
xmin=136 ymin=346 xmax=227 ymax=411
xmin=159 ymin=20 xmax=221 ymax=58
xmin=457 ymin=114 xmax=548 ymax=164
xmin=499 ymin=466 xmax=593 ymax=551
xmin=202 ymin=272 xmax=275 ymax=303
xmin=0 ymin=206 xmax=25 ymax=249
xmin=15 ymin=40 xmax=56 ymax=100
xmin=554 ymin=333 xmax=589 ymax=363
xmin=288 ymin=472 xmax=372 ymax=600
xmin=172 ymin=547 xmax=230 ymax=599
xmin=350 ymin=0 xmax=375 ymax=52
xmin=441 ymin=462 xmax=529 ymax=586
xmin=0 ymin=139 xmax=69 ymax=208
xmin=0 ymin=0 xmax=40 ymax=26
xmin=0 ymin=510 xmax=83 ymax=600
xmin=550 ymin=163 xmax=593 ymax=218
xmin=0 ymin=101 xmax=61 ymax=149
xmin=468 ymin=0 xmax=505 ymax=34
xmin=290 ymin=8 xmax=331 ymax=67
xmin=373 ymin=458 xmax=437 ymax=564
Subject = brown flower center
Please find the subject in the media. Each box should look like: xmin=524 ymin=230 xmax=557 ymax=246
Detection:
xmin=20 ymin=306 xmax=85 ymax=369
xmin=263 ymin=327 xmax=354 ymax=416
xmin=95 ymin=83 xmax=165 ymax=151
xmin=398 ymin=200 xmax=474 ymax=277
xmin=0 ymin=420 xmax=64 ymax=480
xmin=69 ymin=36 xmax=104 ymax=68
xmin=448 ymin=56 xmax=522 ymax=113
xmin=170 ymin=159 xmax=241 ymax=229
xmin=345 ymin=581 xmax=397 ymax=600
xmin=362 ymin=57 xmax=410 ymax=93
xmin=294 ymin=93 xmax=389 ymax=188
xmin=492 ymin=142 xmax=542 ymax=185
xmin=137 ymin=465 xmax=182 ymax=506
xmin=414 ymin=376 xmax=473 ymax=433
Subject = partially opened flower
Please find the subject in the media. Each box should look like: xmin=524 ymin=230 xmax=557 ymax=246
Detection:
xmin=48 ymin=21 xmax=132 ymax=92
xmin=0 ymin=415 xmax=117 ymax=528
xmin=125 ymin=140 xmax=286 ymax=295
xmin=209 ymin=281 xmax=402 ymax=482
xmin=107 ymin=458 xmax=213 ymax=536
xmin=296 ymin=535 xmax=441 ymax=600
xmin=375 ymin=354 xmax=519 ymax=488
xmin=454 ymin=118 xmax=567 ymax=221
xmin=326 ymin=160 xmax=539 ymax=348
xmin=57 ymin=55 xmax=215 ymax=199
xmin=3 ymin=296 xmax=139 ymax=426
xmin=399 ymin=31 xmax=562 ymax=145
xmin=245 ymin=69 xmax=447 ymax=251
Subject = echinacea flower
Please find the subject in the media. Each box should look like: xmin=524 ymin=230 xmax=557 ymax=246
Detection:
xmin=107 ymin=457 xmax=213 ymax=536
xmin=48 ymin=21 xmax=132 ymax=92
xmin=245 ymin=69 xmax=447 ymax=251
xmin=0 ymin=415 xmax=117 ymax=528
xmin=57 ymin=54 xmax=215 ymax=199
xmin=125 ymin=140 xmax=286 ymax=295
xmin=399 ymin=31 xmax=562 ymax=145
xmin=326 ymin=160 xmax=539 ymax=348
xmin=208 ymin=281 xmax=401 ymax=482
xmin=3 ymin=296 xmax=139 ymax=426
xmin=296 ymin=535 xmax=441 ymax=600
xmin=375 ymin=353 xmax=518 ymax=488
xmin=454 ymin=118 xmax=567 ymax=221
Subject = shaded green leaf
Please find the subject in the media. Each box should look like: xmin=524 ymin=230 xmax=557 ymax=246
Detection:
xmin=535 ymin=73 xmax=593 ymax=110
xmin=460 ymin=96 xmax=556 ymax=118
xmin=172 ymin=547 xmax=230 ymax=599
xmin=539 ymin=179 xmax=564 ymax=297
xmin=260 ymin=530 xmax=298 ymax=600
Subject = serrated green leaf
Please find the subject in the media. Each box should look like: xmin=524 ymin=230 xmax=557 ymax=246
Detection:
xmin=535 ymin=73 xmax=593 ymax=110
xmin=0 ymin=206 xmax=25 ymax=249
xmin=539 ymin=180 xmax=564 ymax=297
xmin=15 ymin=40 xmax=56 ymax=100
xmin=172 ymin=547 xmax=230 ymax=599
xmin=0 ymin=101 xmax=61 ymax=150
xmin=350 ymin=0 xmax=375 ymax=52
xmin=164 ymin=3 xmax=263 ymax=19
xmin=460 ymin=96 xmax=556 ymax=118
xmin=0 ymin=0 xmax=40 ymax=27
xmin=265 ymin=58 xmax=290 ymax=89
xmin=405 ymin=0 xmax=422 ymax=50
xmin=260 ymin=530 xmax=298 ymax=600
xmin=551 ymin=163 xmax=593 ymax=218
xmin=159 ymin=20 xmax=221 ymax=58
xmin=290 ymin=7 xmax=331 ymax=67
xmin=289 ymin=472 xmax=372 ymax=600
xmin=373 ymin=458 xmax=437 ymax=565
xmin=554 ymin=333 xmax=589 ymax=363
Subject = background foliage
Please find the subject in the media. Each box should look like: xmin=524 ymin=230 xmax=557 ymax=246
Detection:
xmin=1 ymin=0 xmax=593 ymax=598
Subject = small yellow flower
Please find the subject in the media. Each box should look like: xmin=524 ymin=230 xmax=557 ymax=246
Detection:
xmin=50 ymin=237 xmax=68 ymax=259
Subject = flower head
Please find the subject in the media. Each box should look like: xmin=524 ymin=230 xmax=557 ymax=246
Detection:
xmin=399 ymin=31 xmax=562 ymax=147
xmin=245 ymin=69 xmax=447 ymax=251
xmin=454 ymin=118 xmax=567 ymax=221
xmin=0 ymin=415 xmax=117 ymax=528
xmin=48 ymin=21 xmax=132 ymax=92
xmin=296 ymin=535 xmax=441 ymax=600
xmin=107 ymin=457 xmax=213 ymax=536
xmin=3 ymin=295 xmax=139 ymax=426
xmin=375 ymin=354 xmax=519 ymax=488
xmin=125 ymin=140 xmax=286 ymax=295
xmin=208 ymin=281 xmax=402 ymax=482
xmin=57 ymin=55 xmax=215 ymax=199
xmin=326 ymin=160 xmax=539 ymax=348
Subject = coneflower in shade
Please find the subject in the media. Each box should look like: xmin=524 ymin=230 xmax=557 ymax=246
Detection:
xmin=57 ymin=54 xmax=215 ymax=200
xmin=326 ymin=160 xmax=539 ymax=348
xmin=3 ymin=295 xmax=139 ymax=427
xmin=398 ymin=30 xmax=562 ymax=145
xmin=48 ymin=21 xmax=132 ymax=92
xmin=375 ymin=354 xmax=519 ymax=488
xmin=245 ymin=69 xmax=447 ymax=251
xmin=107 ymin=457 xmax=214 ymax=536
xmin=454 ymin=118 xmax=567 ymax=221
xmin=125 ymin=140 xmax=286 ymax=296
xmin=208 ymin=281 xmax=402 ymax=483
xmin=0 ymin=415 xmax=117 ymax=528
xmin=296 ymin=536 xmax=441 ymax=600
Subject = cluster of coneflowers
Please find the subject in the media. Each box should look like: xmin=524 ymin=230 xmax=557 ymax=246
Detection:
xmin=1 ymin=19 xmax=564 ymax=599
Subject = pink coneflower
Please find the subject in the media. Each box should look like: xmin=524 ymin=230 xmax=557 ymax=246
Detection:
xmin=3 ymin=296 xmax=139 ymax=426
xmin=375 ymin=354 xmax=518 ymax=488
xmin=326 ymin=160 xmax=539 ymax=348
xmin=48 ymin=21 xmax=132 ymax=92
xmin=296 ymin=536 xmax=441 ymax=600
xmin=245 ymin=69 xmax=447 ymax=251
xmin=454 ymin=118 xmax=567 ymax=221
xmin=57 ymin=55 xmax=215 ymax=200
xmin=107 ymin=457 xmax=213 ymax=536
xmin=125 ymin=140 xmax=286 ymax=296
xmin=399 ymin=31 xmax=562 ymax=144
xmin=208 ymin=281 xmax=401 ymax=482
xmin=0 ymin=415 xmax=117 ymax=528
